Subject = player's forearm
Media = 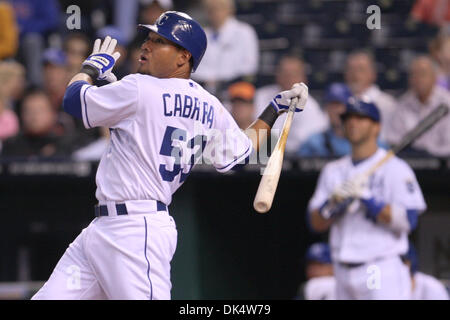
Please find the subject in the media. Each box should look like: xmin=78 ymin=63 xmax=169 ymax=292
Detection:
xmin=245 ymin=104 xmax=280 ymax=152
xmin=245 ymin=119 xmax=271 ymax=152
xmin=376 ymin=204 xmax=418 ymax=233
xmin=376 ymin=205 xmax=392 ymax=224
xmin=309 ymin=209 xmax=333 ymax=232
xmin=68 ymin=73 xmax=94 ymax=87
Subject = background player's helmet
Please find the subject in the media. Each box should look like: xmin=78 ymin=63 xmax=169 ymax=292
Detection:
xmin=324 ymin=83 xmax=352 ymax=104
xmin=305 ymin=242 xmax=332 ymax=264
xmin=340 ymin=97 xmax=381 ymax=123
xmin=138 ymin=11 xmax=207 ymax=72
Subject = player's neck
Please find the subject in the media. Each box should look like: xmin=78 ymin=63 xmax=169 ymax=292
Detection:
xmin=351 ymin=140 xmax=378 ymax=161
xmin=168 ymin=68 xmax=191 ymax=79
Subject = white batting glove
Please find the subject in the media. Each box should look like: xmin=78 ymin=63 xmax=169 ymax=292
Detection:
xmin=81 ymin=36 xmax=121 ymax=82
xmin=270 ymin=83 xmax=308 ymax=115
xmin=334 ymin=175 xmax=371 ymax=202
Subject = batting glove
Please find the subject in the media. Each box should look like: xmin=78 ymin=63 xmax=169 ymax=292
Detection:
xmin=338 ymin=175 xmax=386 ymax=222
xmin=318 ymin=197 xmax=353 ymax=220
xmin=270 ymin=83 xmax=308 ymax=115
xmin=81 ymin=36 xmax=121 ymax=82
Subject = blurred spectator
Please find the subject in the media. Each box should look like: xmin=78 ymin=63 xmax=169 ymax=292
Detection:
xmin=1 ymin=88 xmax=74 ymax=158
xmin=42 ymin=48 xmax=77 ymax=137
xmin=97 ymin=26 xmax=128 ymax=79
xmin=114 ymin=0 xmax=140 ymax=43
xmin=254 ymin=55 xmax=328 ymax=153
xmin=72 ymin=127 xmax=110 ymax=161
xmin=192 ymin=0 xmax=259 ymax=96
xmin=0 ymin=87 xmax=19 ymax=143
xmin=140 ymin=0 xmax=173 ymax=25
xmin=127 ymin=40 xmax=144 ymax=74
xmin=434 ymin=34 xmax=450 ymax=90
xmin=228 ymin=81 xmax=256 ymax=130
xmin=411 ymin=0 xmax=450 ymax=27
xmin=344 ymin=50 xmax=396 ymax=143
xmin=42 ymin=48 xmax=70 ymax=110
xmin=295 ymin=243 xmax=336 ymax=300
xmin=0 ymin=1 xmax=18 ymax=60
xmin=298 ymin=83 xmax=352 ymax=157
xmin=401 ymin=242 xmax=449 ymax=300
xmin=386 ymin=56 xmax=450 ymax=156
xmin=11 ymin=0 xmax=60 ymax=86
xmin=0 ymin=60 xmax=26 ymax=111
xmin=63 ymin=33 xmax=91 ymax=78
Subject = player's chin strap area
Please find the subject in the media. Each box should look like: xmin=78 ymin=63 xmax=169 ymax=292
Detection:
xmin=94 ymin=200 xmax=168 ymax=217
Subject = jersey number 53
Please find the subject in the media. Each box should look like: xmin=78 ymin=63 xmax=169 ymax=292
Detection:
xmin=159 ymin=126 xmax=207 ymax=183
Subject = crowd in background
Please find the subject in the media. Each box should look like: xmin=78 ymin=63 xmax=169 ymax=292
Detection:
xmin=0 ymin=0 xmax=449 ymax=161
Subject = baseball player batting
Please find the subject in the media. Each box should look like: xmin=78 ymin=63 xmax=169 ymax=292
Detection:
xmin=31 ymin=11 xmax=308 ymax=299
xmin=308 ymin=98 xmax=427 ymax=299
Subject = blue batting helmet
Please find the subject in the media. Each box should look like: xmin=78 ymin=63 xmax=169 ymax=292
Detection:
xmin=306 ymin=242 xmax=332 ymax=264
xmin=341 ymin=97 xmax=381 ymax=123
xmin=138 ymin=11 xmax=207 ymax=72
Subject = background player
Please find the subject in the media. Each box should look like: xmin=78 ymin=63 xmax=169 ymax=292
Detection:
xmin=31 ymin=11 xmax=308 ymax=299
xmin=402 ymin=242 xmax=449 ymax=300
xmin=295 ymin=242 xmax=336 ymax=300
xmin=307 ymin=98 xmax=427 ymax=299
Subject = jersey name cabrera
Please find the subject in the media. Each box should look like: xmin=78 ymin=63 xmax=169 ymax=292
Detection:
xmin=79 ymin=74 xmax=252 ymax=205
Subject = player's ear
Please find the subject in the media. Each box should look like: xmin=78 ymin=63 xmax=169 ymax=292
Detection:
xmin=177 ymin=49 xmax=192 ymax=68
xmin=372 ymin=122 xmax=381 ymax=137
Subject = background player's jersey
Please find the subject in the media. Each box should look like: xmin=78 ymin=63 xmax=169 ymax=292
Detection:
xmin=303 ymin=276 xmax=336 ymax=300
xmin=79 ymin=74 xmax=252 ymax=205
xmin=308 ymin=148 xmax=427 ymax=263
xmin=411 ymin=272 xmax=450 ymax=300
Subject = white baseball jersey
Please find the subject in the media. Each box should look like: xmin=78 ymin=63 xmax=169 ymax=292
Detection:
xmin=412 ymin=272 xmax=450 ymax=300
xmin=308 ymin=148 xmax=427 ymax=263
xmin=303 ymin=276 xmax=336 ymax=300
xmin=79 ymin=74 xmax=253 ymax=205
xmin=33 ymin=74 xmax=253 ymax=300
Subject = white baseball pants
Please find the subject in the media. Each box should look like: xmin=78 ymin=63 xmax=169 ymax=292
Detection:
xmin=334 ymin=255 xmax=411 ymax=300
xmin=32 ymin=212 xmax=177 ymax=300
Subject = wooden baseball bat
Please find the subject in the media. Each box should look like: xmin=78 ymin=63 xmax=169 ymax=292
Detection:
xmin=331 ymin=104 xmax=449 ymax=205
xmin=364 ymin=103 xmax=449 ymax=178
xmin=253 ymin=97 xmax=299 ymax=213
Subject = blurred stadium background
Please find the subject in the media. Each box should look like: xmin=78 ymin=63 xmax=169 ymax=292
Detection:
xmin=0 ymin=0 xmax=449 ymax=299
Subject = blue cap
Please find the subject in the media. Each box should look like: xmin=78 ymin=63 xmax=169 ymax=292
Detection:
xmin=306 ymin=242 xmax=332 ymax=264
xmin=401 ymin=242 xmax=418 ymax=274
xmin=138 ymin=11 xmax=207 ymax=72
xmin=341 ymin=97 xmax=381 ymax=123
xmin=325 ymin=83 xmax=351 ymax=104
xmin=97 ymin=26 xmax=128 ymax=46
xmin=42 ymin=48 xmax=67 ymax=66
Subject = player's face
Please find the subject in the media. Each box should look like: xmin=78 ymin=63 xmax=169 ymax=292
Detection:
xmin=138 ymin=32 xmax=191 ymax=78
xmin=343 ymin=114 xmax=379 ymax=145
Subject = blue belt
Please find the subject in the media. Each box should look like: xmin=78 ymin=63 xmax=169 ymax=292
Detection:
xmin=94 ymin=201 xmax=167 ymax=217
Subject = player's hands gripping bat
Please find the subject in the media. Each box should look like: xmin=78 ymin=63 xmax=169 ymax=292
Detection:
xmin=332 ymin=103 xmax=449 ymax=205
xmin=82 ymin=36 xmax=121 ymax=82
xmin=253 ymin=83 xmax=309 ymax=213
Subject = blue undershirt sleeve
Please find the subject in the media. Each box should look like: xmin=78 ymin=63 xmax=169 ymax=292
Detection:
xmin=63 ymin=80 xmax=90 ymax=119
